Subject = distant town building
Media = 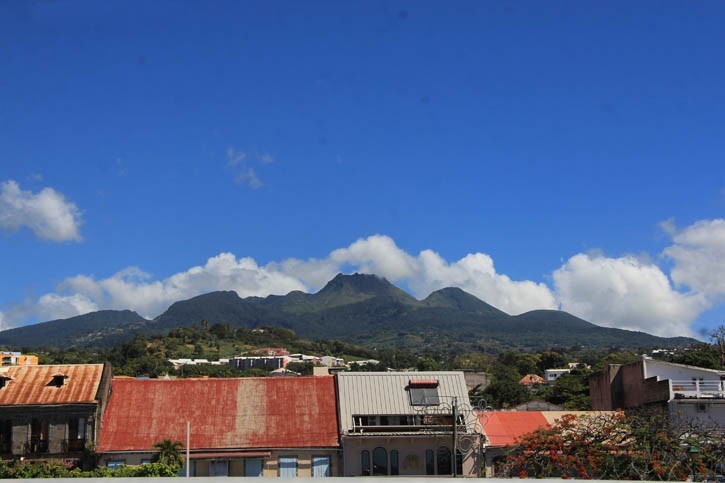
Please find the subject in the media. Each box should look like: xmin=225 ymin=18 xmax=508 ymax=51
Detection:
xmin=544 ymin=368 xmax=571 ymax=383
xmin=519 ymin=374 xmax=545 ymax=387
xmin=1 ymin=352 xmax=38 ymax=366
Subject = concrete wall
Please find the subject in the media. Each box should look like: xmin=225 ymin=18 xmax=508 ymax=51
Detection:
xmin=99 ymin=450 xmax=341 ymax=477
xmin=341 ymin=436 xmax=480 ymax=477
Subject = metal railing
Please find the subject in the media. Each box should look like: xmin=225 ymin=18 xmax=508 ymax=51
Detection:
xmin=671 ymin=380 xmax=725 ymax=398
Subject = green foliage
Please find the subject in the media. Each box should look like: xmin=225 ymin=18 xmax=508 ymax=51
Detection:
xmin=0 ymin=460 xmax=180 ymax=478
xmin=152 ymin=439 xmax=185 ymax=467
xmin=545 ymin=369 xmax=591 ymax=410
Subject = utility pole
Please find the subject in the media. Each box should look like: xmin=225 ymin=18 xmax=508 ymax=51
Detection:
xmin=186 ymin=421 xmax=190 ymax=478
xmin=452 ymin=396 xmax=458 ymax=478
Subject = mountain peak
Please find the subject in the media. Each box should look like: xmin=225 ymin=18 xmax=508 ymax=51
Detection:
xmin=422 ymin=287 xmax=507 ymax=315
xmin=314 ymin=273 xmax=417 ymax=307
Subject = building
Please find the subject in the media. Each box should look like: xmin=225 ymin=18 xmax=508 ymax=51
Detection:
xmin=1 ymin=352 xmax=39 ymax=366
xmin=249 ymin=348 xmax=289 ymax=357
xmin=335 ymin=372 xmax=481 ymax=477
xmin=590 ymin=356 xmax=725 ymax=427
xmin=544 ymin=368 xmax=571 ymax=383
xmin=227 ymin=355 xmax=288 ymax=371
xmin=97 ymin=376 xmax=340 ymax=476
xmin=0 ymin=363 xmax=112 ymax=463
xmin=519 ymin=374 xmax=544 ymax=387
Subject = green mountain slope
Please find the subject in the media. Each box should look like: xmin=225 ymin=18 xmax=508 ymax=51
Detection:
xmin=0 ymin=273 xmax=699 ymax=352
xmin=0 ymin=310 xmax=148 ymax=348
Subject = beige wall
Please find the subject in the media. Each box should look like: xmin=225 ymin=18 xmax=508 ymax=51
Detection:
xmin=342 ymin=435 xmax=480 ymax=477
xmin=99 ymin=449 xmax=341 ymax=477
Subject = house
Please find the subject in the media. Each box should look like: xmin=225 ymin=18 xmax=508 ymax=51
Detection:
xmin=335 ymin=372 xmax=481 ymax=477
xmin=478 ymin=410 xmax=614 ymax=477
xmin=590 ymin=356 xmax=725 ymax=427
xmin=544 ymin=368 xmax=571 ymax=383
xmin=519 ymin=374 xmax=544 ymax=387
xmin=227 ymin=355 xmax=288 ymax=371
xmin=0 ymin=363 xmax=112 ymax=464
xmin=97 ymin=376 xmax=340 ymax=476
xmin=1 ymin=352 xmax=38 ymax=366
xmin=249 ymin=348 xmax=290 ymax=357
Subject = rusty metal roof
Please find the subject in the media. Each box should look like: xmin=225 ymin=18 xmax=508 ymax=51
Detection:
xmin=97 ymin=376 xmax=339 ymax=452
xmin=0 ymin=364 xmax=104 ymax=406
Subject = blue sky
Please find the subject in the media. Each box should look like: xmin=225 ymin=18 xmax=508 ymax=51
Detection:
xmin=1 ymin=1 xmax=724 ymax=340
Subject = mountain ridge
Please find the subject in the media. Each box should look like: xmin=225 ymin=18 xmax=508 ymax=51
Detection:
xmin=0 ymin=273 xmax=699 ymax=352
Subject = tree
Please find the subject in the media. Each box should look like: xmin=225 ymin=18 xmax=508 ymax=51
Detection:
xmin=151 ymin=439 xmax=184 ymax=468
xmin=501 ymin=411 xmax=724 ymax=480
xmin=710 ymin=324 xmax=725 ymax=369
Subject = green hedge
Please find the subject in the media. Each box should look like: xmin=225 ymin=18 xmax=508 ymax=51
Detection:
xmin=0 ymin=461 xmax=181 ymax=478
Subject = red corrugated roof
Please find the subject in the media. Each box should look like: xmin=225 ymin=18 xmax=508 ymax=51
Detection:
xmin=0 ymin=364 xmax=103 ymax=406
xmin=98 ymin=376 xmax=339 ymax=452
xmin=480 ymin=411 xmax=550 ymax=447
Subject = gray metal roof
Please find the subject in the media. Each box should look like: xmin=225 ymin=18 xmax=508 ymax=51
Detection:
xmin=336 ymin=372 xmax=474 ymax=433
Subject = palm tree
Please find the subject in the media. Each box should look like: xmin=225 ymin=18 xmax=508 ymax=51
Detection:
xmin=151 ymin=439 xmax=184 ymax=467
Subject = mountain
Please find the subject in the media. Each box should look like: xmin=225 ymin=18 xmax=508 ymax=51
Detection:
xmin=0 ymin=310 xmax=148 ymax=348
xmin=0 ymin=273 xmax=699 ymax=352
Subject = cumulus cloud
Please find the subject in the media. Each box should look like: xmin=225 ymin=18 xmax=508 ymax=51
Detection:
xmin=553 ymin=253 xmax=707 ymax=337
xmin=0 ymin=180 xmax=83 ymax=242
xmin=663 ymin=219 xmax=725 ymax=300
xmin=3 ymin=223 xmax=725 ymax=337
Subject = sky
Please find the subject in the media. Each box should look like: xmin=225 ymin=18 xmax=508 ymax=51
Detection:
xmin=1 ymin=1 xmax=724 ymax=340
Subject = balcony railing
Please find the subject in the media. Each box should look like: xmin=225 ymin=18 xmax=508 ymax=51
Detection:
xmin=26 ymin=438 xmax=49 ymax=454
xmin=64 ymin=438 xmax=86 ymax=452
xmin=671 ymin=380 xmax=725 ymax=398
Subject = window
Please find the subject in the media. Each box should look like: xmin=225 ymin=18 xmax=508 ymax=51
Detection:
xmin=0 ymin=376 xmax=11 ymax=389
xmin=390 ymin=450 xmax=399 ymax=476
xmin=372 ymin=447 xmax=387 ymax=476
xmin=456 ymin=449 xmax=463 ymax=475
xmin=107 ymin=460 xmax=126 ymax=469
xmin=361 ymin=450 xmax=371 ymax=476
xmin=425 ymin=449 xmax=435 ymax=475
xmin=0 ymin=420 xmax=12 ymax=453
xmin=67 ymin=417 xmax=86 ymax=451
xmin=409 ymin=380 xmax=440 ymax=406
xmin=437 ymin=446 xmax=452 ymax=475
xmin=246 ymin=458 xmax=263 ymax=477
xmin=697 ymin=403 xmax=709 ymax=413
xmin=279 ymin=456 xmax=297 ymax=477
xmin=210 ymin=460 xmax=229 ymax=477
xmin=312 ymin=456 xmax=331 ymax=477
xmin=140 ymin=459 xmax=151 ymax=465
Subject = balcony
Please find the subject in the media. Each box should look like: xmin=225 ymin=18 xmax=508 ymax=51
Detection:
xmin=26 ymin=437 xmax=49 ymax=454
xmin=64 ymin=438 xmax=86 ymax=452
xmin=671 ymin=380 xmax=725 ymax=399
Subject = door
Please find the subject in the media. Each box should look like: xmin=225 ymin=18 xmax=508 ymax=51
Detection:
xmin=312 ymin=456 xmax=331 ymax=477
xmin=245 ymin=458 xmax=263 ymax=477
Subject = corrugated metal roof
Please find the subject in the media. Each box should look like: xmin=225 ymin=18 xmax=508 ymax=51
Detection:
xmin=336 ymin=372 xmax=472 ymax=433
xmin=97 ymin=376 xmax=339 ymax=452
xmin=0 ymin=364 xmax=104 ymax=406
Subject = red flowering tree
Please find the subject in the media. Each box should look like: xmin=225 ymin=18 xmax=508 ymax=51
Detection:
xmin=501 ymin=410 xmax=723 ymax=480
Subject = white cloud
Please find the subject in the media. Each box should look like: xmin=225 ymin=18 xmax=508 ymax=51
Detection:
xmin=553 ymin=253 xmax=707 ymax=337
xmin=663 ymin=219 xmax=725 ymax=300
xmin=258 ymin=153 xmax=275 ymax=164
xmin=235 ymin=167 xmax=262 ymax=189
xmin=226 ymin=147 xmax=246 ymax=167
xmin=3 ymin=223 xmax=724 ymax=338
xmin=0 ymin=180 xmax=83 ymax=242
